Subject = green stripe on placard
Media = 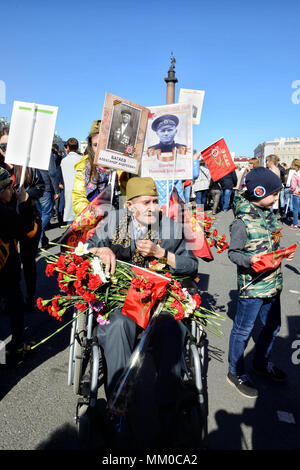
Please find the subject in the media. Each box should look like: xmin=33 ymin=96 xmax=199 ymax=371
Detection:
xmin=37 ymin=109 xmax=53 ymax=114
xmin=18 ymin=106 xmax=53 ymax=114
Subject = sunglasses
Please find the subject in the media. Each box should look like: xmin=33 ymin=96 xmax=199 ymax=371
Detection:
xmin=0 ymin=143 xmax=7 ymax=152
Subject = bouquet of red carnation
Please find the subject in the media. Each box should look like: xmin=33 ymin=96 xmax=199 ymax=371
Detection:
xmin=35 ymin=243 xmax=225 ymax=351
xmin=188 ymin=205 xmax=229 ymax=253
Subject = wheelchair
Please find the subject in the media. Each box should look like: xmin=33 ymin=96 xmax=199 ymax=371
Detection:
xmin=67 ymin=301 xmax=208 ymax=449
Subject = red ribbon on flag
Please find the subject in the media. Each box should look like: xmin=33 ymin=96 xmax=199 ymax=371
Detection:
xmin=201 ymin=138 xmax=236 ymax=182
xmin=252 ymin=244 xmax=297 ymax=273
xmin=122 ymin=266 xmax=170 ymax=329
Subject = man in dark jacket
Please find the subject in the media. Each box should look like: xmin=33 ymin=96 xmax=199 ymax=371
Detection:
xmin=220 ymin=170 xmax=238 ymax=211
xmin=0 ymin=168 xmax=35 ymax=362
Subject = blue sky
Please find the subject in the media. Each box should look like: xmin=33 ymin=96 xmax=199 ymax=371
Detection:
xmin=1 ymin=0 xmax=299 ymax=157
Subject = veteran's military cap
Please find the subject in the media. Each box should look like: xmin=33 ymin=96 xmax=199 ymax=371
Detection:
xmin=151 ymin=114 xmax=179 ymax=132
xmin=126 ymin=177 xmax=158 ymax=200
xmin=89 ymin=120 xmax=101 ymax=136
xmin=121 ymin=109 xmax=132 ymax=115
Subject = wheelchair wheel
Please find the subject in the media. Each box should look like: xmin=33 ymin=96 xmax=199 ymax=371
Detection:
xmin=180 ymin=329 xmax=207 ymax=449
xmin=73 ymin=312 xmax=87 ymax=395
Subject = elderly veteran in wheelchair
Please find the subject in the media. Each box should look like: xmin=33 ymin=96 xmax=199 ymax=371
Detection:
xmin=86 ymin=176 xmax=198 ymax=430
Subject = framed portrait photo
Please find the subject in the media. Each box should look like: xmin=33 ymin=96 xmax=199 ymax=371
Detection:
xmin=96 ymin=93 xmax=149 ymax=174
xmin=141 ymin=103 xmax=193 ymax=180
xmin=178 ymin=88 xmax=205 ymax=125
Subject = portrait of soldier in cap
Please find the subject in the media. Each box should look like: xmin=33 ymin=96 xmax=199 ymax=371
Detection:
xmin=148 ymin=114 xmax=187 ymax=154
xmin=107 ymin=104 xmax=140 ymax=155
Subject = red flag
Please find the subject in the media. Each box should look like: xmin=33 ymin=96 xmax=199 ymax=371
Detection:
xmin=168 ymin=187 xmax=213 ymax=260
xmin=252 ymin=244 xmax=297 ymax=273
xmin=122 ymin=265 xmax=170 ymax=329
xmin=59 ymin=184 xmax=112 ymax=248
xmin=201 ymin=138 xmax=236 ymax=182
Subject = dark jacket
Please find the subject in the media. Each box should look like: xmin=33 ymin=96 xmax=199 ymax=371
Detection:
xmin=220 ymin=170 xmax=237 ymax=190
xmin=13 ymin=167 xmax=45 ymax=200
xmin=0 ymin=197 xmax=35 ymax=283
xmin=86 ymin=208 xmax=198 ymax=277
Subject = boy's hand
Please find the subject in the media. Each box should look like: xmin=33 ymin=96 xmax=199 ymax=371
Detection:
xmin=286 ymin=252 xmax=295 ymax=262
xmin=250 ymin=254 xmax=261 ymax=264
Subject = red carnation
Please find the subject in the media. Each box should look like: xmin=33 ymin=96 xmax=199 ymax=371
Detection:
xmin=131 ymin=277 xmax=143 ymax=289
xmin=87 ymin=273 xmax=102 ymax=290
xmin=45 ymin=263 xmax=56 ymax=277
xmin=56 ymin=254 xmax=67 ymax=270
xmin=140 ymin=289 xmax=152 ymax=300
xmin=75 ymin=302 xmax=87 ymax=312
xmin=174 ymin=311 xmax=185 ymax=321
xmin=192 ymin=293 xmax=201 ymax=308
xmin=67 ymin=262 xmax=77 ymax=274
xmin=82 ymin=291 xmax=97 ymax=303
xmin=36 ymin=297 xmax=47 ymax=312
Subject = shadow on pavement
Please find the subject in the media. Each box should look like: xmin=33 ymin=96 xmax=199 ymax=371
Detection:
xmin=0 ymin=252 xmax=74 ymax=401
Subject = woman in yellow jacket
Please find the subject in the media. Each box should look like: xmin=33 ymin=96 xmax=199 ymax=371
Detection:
xmin=72 ymin=120 xmax=131 ymax=217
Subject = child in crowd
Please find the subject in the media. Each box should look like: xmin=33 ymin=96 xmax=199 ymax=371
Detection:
xmin=227 ymin=167 xmax=295 ymax=398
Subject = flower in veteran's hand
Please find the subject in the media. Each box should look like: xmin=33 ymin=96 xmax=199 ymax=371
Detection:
xmin=91 ymin=256 xmax=110 ymax=283
xmin=74 ymin=241 xmax=90 ymax=256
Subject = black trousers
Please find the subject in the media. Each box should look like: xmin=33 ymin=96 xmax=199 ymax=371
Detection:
xmin=0 ymin=283 xmax=25 ymax=349
xmin=97 ymin=309 xmax=186 ymax=405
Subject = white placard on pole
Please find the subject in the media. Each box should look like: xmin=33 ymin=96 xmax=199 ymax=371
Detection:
xmin=178 ymin=88 xmax=205 ymax=125
xmin=5 ymin=101 xmax=59 ymax=174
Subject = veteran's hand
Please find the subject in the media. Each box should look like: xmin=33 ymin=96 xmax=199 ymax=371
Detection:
xmin=136 ymin=240 xmax=165 ymax=258
xmin=88 ymin=247 xmax=116 ymax=274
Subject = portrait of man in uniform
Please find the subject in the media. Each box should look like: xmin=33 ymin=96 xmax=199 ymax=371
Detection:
xmin=107 ymin=104 xmax=140 ymax=155
xmin=148 ymin=114 xmax=187 ymax=154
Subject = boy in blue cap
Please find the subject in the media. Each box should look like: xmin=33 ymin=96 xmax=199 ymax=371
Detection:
xmin=227 ymin=167 xmax=295 ymax=398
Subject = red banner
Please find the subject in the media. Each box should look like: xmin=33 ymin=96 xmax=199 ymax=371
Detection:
xmin=201 ymin=138 xmax=236 ymax=182
xmin=167 ymin=187 xmax=213 ymax=260
xmin=59 ymin=184 xmax=112 ymax=248
xmin=252 ymin=244 xmax=297 ymax=273
xmin=122 ymin=265 xmax=170 ymax=329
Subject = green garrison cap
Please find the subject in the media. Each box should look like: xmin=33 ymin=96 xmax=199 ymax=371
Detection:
xmin=126 ymin=177 xmax=158 ymax=200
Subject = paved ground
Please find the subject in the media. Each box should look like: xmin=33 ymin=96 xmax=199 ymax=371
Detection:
xmin=0 ymin=210 xmax=299 ymax=455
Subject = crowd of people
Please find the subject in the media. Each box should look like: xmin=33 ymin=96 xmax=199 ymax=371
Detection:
xmin=185 ymin=154 xmax=300 ymax=228
xmin=0 ymin=119 xmax=299 ymax=440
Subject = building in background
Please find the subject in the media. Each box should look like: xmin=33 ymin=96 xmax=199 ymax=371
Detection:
xmin=254 ymin=137 xmax=300 ymax=167
xmin=234 ymin=156 xmax=250 ymax=168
